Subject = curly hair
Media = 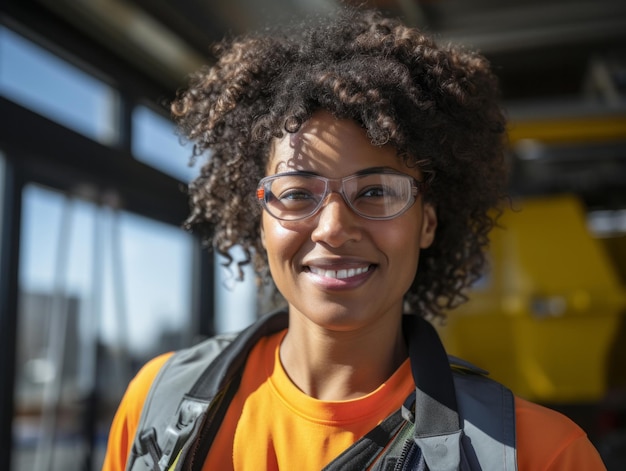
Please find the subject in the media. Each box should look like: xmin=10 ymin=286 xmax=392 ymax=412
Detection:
xmin=171 ymin=7 xmax=508 ymax=320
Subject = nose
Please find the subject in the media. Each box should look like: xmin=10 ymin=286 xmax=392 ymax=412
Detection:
xmin=310 ymin=193 xmax=362 ymax=247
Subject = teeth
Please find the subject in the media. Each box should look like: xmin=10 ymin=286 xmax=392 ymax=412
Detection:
xmin=309 ymin=266 xmax=370 ymax=279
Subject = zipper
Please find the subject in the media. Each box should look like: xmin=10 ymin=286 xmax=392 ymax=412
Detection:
xmin=180 ymin=410 xmax=208 ymax=471
xmin=182 ymin=395 xmax=222 ymax=471
xmin=393 ymin=439 xmax=412 ymax=471
xmin=180 ymin=378 xmax=237 ymax=471
xmin=393 ymin=438 xmax=423 ymax=471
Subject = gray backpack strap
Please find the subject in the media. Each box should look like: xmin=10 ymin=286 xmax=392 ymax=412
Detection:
xmin=365 ymin=318 xmax=517 ymax=471
xmin=366 ymin=370 xmax=517 ymax=471
xmin=126 ymin=333 xmax=237 ymax=471
xmin=408 ymin=317 xmax=465 ymax=471
xmin=324 ymin=316 xmax=466 ymax=471
xmin=126 ymin=310 xmax=289 ymax=471
xmin=407 ymin=317 xmax=517 ymax=471
xmin=452 ymin=365 xmax=517 ymax=470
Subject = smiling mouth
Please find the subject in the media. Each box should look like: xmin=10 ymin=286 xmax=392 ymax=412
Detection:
xmin=307 ymin=265 xmax=372 ymax=280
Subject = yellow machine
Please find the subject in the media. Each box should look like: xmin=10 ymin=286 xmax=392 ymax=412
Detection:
xmin=438 ymin=194 xmax=626 ymax=403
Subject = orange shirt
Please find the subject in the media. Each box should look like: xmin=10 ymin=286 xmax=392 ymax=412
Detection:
xmin=102 ymin=331 xmax=607 ymax=471
xmin=206 ymin=331 xmax=413 ymax=469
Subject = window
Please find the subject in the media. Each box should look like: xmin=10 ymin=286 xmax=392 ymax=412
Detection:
xmin=13 ymin=183 xmax=197 ymax=470
xmin=0 ymin=26 xmax=119 ymax=144
xmin=0 ymin=21 xmax=235 ymax=471
xmin=214 ymin=247 xmax=258 ymax=334
xmin=132 ymin=104 xmax=260 ymax=333
xmin=132 ymin=105 xmax=198 ymax=182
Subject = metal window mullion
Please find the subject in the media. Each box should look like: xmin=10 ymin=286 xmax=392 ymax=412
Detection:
xmin=0 ymin=155 xmax=24 ymax=471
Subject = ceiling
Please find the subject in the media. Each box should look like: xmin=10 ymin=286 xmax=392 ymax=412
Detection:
xmin=10 ymin=0 xmax=623 ymax=102
xmin=3 ymin=0 xmax=626 ymax=209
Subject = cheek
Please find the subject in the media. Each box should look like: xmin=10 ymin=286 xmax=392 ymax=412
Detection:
xmin=378 ymin=218 xmax=422 ymax=248
xmin=374 ymin=217 xmax=423 ymax=270
xmin=261 ymin=215 xmax=308 ymax=268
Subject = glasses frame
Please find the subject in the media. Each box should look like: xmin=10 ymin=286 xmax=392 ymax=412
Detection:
xmin=256 ymin=170 xmax=422 ymax=221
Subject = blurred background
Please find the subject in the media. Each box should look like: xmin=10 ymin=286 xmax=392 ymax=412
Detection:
xmin=0 ymin=0 xmax=625 ymax=469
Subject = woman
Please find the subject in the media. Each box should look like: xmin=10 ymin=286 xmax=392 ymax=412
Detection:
xmin=103 ymin=7 xmax=606 ymax=470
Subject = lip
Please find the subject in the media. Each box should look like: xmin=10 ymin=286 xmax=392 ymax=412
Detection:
xmin=302 ymin=258 xmax=376 ymax=290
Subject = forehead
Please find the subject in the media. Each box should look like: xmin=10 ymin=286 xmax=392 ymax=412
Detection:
xmin=266 ymin=110 xmax=415 ymax=178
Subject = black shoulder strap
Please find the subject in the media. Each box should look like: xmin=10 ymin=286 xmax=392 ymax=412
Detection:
xmin=408 ymin=317 xmax=464 ymax=471
xmin=187 ymin=310 xmax=289 ymax=400
xmin=181 ymin=310 xmax=289 ymax=471
xmin=321 ymin=408 xmax=406 ymax=471
xmin=408 ymin=316 xmax=459 ymax=435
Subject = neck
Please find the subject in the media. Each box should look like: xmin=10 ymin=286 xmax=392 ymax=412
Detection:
xmin=279 ymin=311 xmax=407 ymax=401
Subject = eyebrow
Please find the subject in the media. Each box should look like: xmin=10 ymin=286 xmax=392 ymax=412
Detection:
xmin=354 ymin=166 xmax=400 ymax=176
xmin=275 ymin=166 xmax=401 ymax=178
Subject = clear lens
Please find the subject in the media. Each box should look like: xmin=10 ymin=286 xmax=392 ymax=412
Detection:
xmin=264 ymin=174 xmax=326 ymax=220
xmin=344 ymin=173 xmax=414 ymax=219
xmin=258 ymin=172 xmax=418 ymax=221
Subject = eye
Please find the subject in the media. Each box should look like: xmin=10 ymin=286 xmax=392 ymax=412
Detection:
xmin=272 ymin=188 xmax=320 ymax=213
xmin=358 ymin=185 xmax=393 ymax=198
xmin=277 ymin=188 xmax=316 ymax=201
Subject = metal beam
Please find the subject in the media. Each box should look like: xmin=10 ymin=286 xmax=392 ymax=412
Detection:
xmin=0 ymin=97 xmax=190 ymax=228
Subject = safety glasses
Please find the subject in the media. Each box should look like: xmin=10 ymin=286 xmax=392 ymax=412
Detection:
xmin=256 ymin=170 xmax=422 ymax=221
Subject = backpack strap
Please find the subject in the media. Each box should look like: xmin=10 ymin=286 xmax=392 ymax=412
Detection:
xmin=452 ymin=369 xmax=517 ymax=470
xmin=127 ymin=311 xmax=516 ymax=471
xmin=321 ymin=408 xmax=406 ymax=471
xmin=408 ymin=316 xmax=464 ymax=471
xmin=182 ymin=311 xmax=288 ymax=471
xmin=323 ymin=316 xmax=465 ymax=471
xmin=126 ymin=310 xmax=289 ymax=471
xmin=323 ymin=316 xmax=517 ymax=471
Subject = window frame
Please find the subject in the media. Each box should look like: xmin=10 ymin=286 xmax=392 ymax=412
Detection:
xmin=0 ymin=8 xmax=215 ymax=470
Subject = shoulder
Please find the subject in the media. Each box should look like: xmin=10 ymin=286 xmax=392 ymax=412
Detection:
xmin=127 ymin=353 xmax=174 ymax=409
xmin=515 ymin=397 xmax=606 ymax=470
xmin=102 ymin=352 xmax=173 ymax=471
xmin=116 ymin=352 xmax=175 ymax=434
xmin=103 ymin=333 xmax=240 ymax=471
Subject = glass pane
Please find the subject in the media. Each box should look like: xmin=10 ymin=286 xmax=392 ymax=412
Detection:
xmin=214 ymin=246 xmax=257 ymax=334
xmin=13 ymin=183 xmax=197 ymax=470
xmin=132 ymin=105 xmax=198 ymax=182
xmin=100 ymin=209 xmax=195 ymax=357
xmin=0 ymin=26 xmax=119 ymax=144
